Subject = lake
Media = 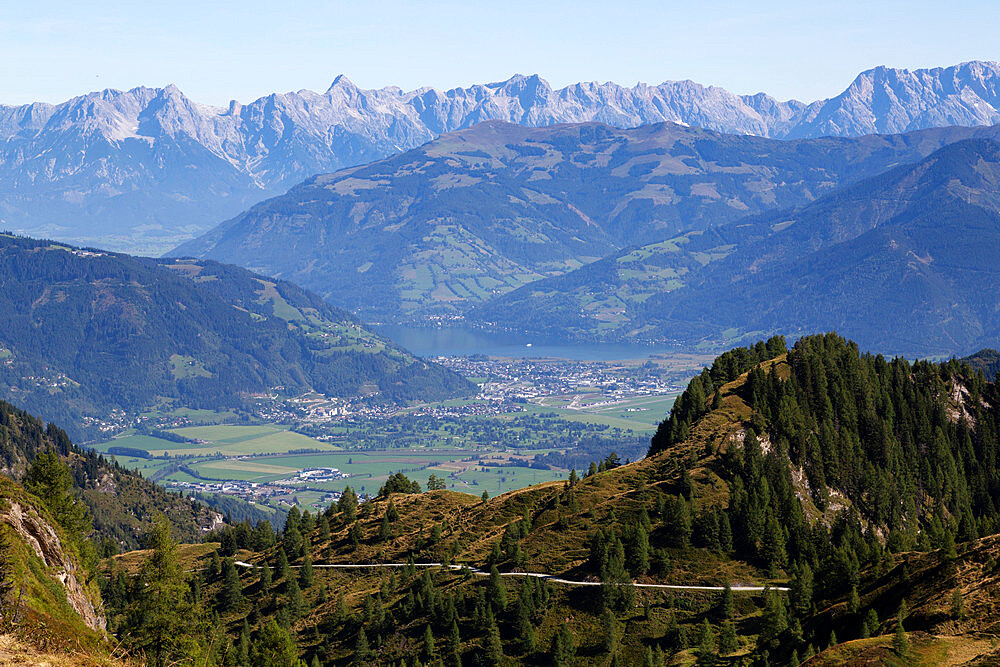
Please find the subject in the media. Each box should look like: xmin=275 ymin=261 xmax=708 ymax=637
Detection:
xmin=374 ymin=324 xmax=681 ymax=361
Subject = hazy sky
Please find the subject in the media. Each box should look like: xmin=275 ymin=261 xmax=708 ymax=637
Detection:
xmin=2 ymin=0 xmax=997 ymax=106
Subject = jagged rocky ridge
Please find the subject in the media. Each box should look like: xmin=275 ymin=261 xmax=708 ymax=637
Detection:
xmin=4 ymin=61 xmax=1000 ymax=251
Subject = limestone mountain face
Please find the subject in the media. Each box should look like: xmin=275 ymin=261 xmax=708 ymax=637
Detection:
xmin=4 ymin=62 xmax=1000 ymax=251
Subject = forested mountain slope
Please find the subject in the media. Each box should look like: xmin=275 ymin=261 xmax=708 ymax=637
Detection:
xmin=5 ymin=62 xmax=1000 ymax=252
xmin=0 ymin=398 xmax=222 ymax=550
xmin=959 ymin=349 xmax=1000 ymax=380
xmin=0 ymin=235 xmax=472 ymax=439
xmin=475 ymin=137 xmax=1000 ymax=357
xmin=97 ymin=334 xmax=1000 ymax=665
xmin=174 ymin=120 xmax=989 ymax=322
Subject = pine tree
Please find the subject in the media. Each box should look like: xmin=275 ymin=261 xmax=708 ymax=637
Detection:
xmin=276 ymin=547 xmax=290 ymax=582
xmin=237 ymin=619 xmax=250 ymax=664
xmin=250 ymin=619 xmax=299 ymax=667
xmin=207 ymin=549 xmax=221 ymax=580
xmin=846 ymin=585 xmax=860 ymax=614
xmin=718 ymin=620 xmax=738 ymax=655
xmin=696 ymin=618 xmax=716 ymax=664
xmin=286 ymin=576 xmax=308 ymax=619
xmin=353 ymin=628 xmax=373 ymax=664
xmin=220 ymin=530 xmax=237 ymax=557
xmin=483 ymin=616 xmax=504 ymax=667
xmin=334 ymin=592 xmax=348 ymax=624
xmin=310 ymin=655 xmax=322 ymax=667
xmin=423 ymin=624 xmax=437 ymax=663
xmin=317 ymin=515 xmax=330 ymax=542
xmin=300 ymin=550 xmax=314 ymax=588
xmin=122 ymin=516 xmax=204 ymax=667
xmin=487 ymin=565 xmax=507 ymax=612
xmin=444 ymin=619 xmax=462 ymax=667
xmin=757 ymin=587 xmax=787 ymax=649
xmin=259 ymin=562 xmax=272 ymax=589
xmin=378 ymin=514 xmax=392 ymax=542
xmin=551 ymin=623 xmax=576 ymax=667
xmin=951 ymin=588 xmax=965 ymax=620
xmin=718 ymin=582 xmax=734 ymax=620
xmin=23 ymin=450 xmax=90 ymax=537
xmin=481 ymin=490 xmax=489 ymax=502
xmin=790 ymin=562 xmax=813 ymax=616
xmin=892 ymin=607 xmax=909 ymax=656
xmin=864 ymin=608 xmax=879 ymax=637
xmin=218 ymin=558 xmax=243 ymax=611
xmin=601 ymin=608 xmax=620 ymax=653
xmin=339 ymin=487 xmax=358 ymax=522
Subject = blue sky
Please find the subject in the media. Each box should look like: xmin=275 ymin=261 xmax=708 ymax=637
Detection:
xmin=1 ymin=0 xmax=997 ymax=106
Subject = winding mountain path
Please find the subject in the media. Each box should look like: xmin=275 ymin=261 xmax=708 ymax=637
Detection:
xmin=233 ymin=560 xmax=788 ymax=592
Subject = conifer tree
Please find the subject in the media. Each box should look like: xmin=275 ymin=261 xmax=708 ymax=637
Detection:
xmin=300 ymin=550 xmax=314 ymax=588
xmin=444 ymin=619 xmax=462 ymax=667
xmin=551 ymin=623 xmax=576 ymax=667
xmin=23 ymin=450 xmax=90 ymax=536
xmin=791 ymin=562 xmax=813 ymax=616
xmin=286 ymin=575 xmax=308 ymax=619
xmin=276 ymin=547 xmax=291 ymax=582
xmin=339 ymin=487 xmax=358 ymax=522
xmin=378 ymin=514 xmax=392 ymax=542
xmin=601 ymin=608 xmax=620 ymax=654
xmin=123 ymin=516 xmax=204 ymax=667
xmin=892 ymin=606 xmax=909 ymax=656
xmin=259 ymin=562 xmax=272 ymax=589
xmin=206 ymin=549 xmax=221 ymax=580
xmin=487 ymin=565 xmax=507 ymax=612
xmin=317 ymin=515 xmax=330 ymax=542
xmin=696 ymin=618 xmax=715 ymax=664
xmin=718 ymin=620 xmax=738 ymax=655
xmin=353 ymin=628 xmax=372 ymax=664
xmin=423 ymin=624 xmax=437 ymax=663
xmin=864 ymin=608 xmax=879 ymax=637
xmin=237 ymin=619 xmax=250 ymax=665
xmin=250 ymin=619 xmax=299 ymax=667
xmin=846 ymin=585 xmax=860 ymax=614
xmin=218 ymin=558 xmax=243 ymax=611
xmin=718 ymin=582 xmax=734 ymax=620
xmin=483 ymin=616 xmax=504 ymax=667
xmin=951 ymin=588 xmax=965 ymax=620
xmin=334 ymin=591 xmax=348 ymax=624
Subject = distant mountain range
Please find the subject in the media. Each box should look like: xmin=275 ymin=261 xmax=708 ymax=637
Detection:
xmin=173 ymin=119 xmax=995 ymax=327
xmin=475 ymin=138 xmax=1000 ymax=357
xmin=0 ymin=235 xmax=472 ymax=439
xmin=5 ymin=61 xmax=1000 ymax=252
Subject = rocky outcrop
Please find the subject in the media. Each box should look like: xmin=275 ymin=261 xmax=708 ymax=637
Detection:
xmin=0 ymin=502 xmax=105 ymax=632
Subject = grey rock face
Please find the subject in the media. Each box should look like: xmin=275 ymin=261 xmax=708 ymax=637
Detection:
xmin=2 ymin=62 xmax=999 ymax=251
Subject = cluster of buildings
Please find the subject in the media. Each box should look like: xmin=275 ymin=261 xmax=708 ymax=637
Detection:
xmin=437 ymin=356 xmax=678 ymax=403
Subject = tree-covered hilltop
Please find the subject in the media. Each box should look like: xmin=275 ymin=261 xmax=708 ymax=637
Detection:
xmin=84 ymin=333 xmax=1000 ymax=665
xmin=960 ymin=348 xmax=1000 ymax=380
xmin=0 ymin=235 xmax=474 ymax=439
